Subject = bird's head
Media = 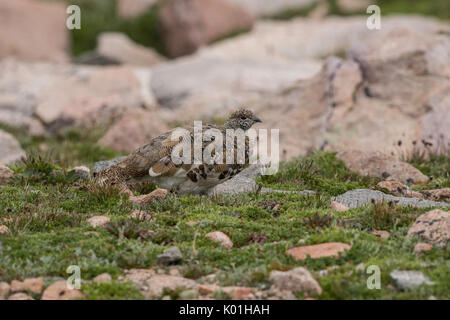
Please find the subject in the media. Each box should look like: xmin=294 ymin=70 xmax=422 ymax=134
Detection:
xmin=224 ymin=108 xmax=262 ymax=131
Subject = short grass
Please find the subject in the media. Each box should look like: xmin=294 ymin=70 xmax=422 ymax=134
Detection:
xmin=0 ymin=127 xmax=449 ymax=299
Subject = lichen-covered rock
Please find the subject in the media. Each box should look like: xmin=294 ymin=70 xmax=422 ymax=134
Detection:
xmin=407 ymin=209 xmax=449 ymax=247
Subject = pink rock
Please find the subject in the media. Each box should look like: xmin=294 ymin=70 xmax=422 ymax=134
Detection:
xmin=11 ymin=277 xmax=43 ymax=294
xmin=407 ymin=210 xmax=449 ymax=247
xmin=0 ymin=225 xmax=9 ymax=234
xmin=8 ymin=292 xmax=34 ymax=300
xmin=87 ymin=216 xmax=110 ymax=228
xmin=330 ymin=201 xmax=349 ymax=212
xmin=0 ymin=0 xmax=69 ymax=62
xmin=413 ymin=243 xmax=432 ymax=254
xmin=41 ymin=281 xmax=84 ymax=300
xmin=205 ymin=231 xmax=233 ymax=249
xmin=371 ymin=230 xmax=390 ymax=239
xmin=286 ymin=242 xmax=351 ymax=260
xmin=159 ymin=0 xmax=253 ymax=57
xmin=99 ymin=109 xmax=169 ymax=153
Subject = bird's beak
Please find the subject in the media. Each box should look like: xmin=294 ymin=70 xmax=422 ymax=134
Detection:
xmin=253 ymin=117 xmax=262 ymax=123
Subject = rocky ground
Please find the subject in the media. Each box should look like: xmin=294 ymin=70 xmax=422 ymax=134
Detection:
xmin=0 ymin=142 xmax=448 ymax=299
xmin=0 ymin=0 xmax=449 ymax=300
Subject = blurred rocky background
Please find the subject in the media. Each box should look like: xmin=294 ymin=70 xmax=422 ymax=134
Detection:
xmin=0 ymin=0 xmax=449 ymax=166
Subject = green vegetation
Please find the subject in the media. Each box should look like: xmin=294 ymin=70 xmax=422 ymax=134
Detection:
xmin=58 ymin=0 xmax=165 ymax=57
xmin=257 ymin=152 xmax=378 ymax=196
xmin=0 ymin=127 xmax=448 ymax=299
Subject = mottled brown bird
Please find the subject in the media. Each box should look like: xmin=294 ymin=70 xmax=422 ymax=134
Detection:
xmin=96 ymin=109 xmax=261 ymax=195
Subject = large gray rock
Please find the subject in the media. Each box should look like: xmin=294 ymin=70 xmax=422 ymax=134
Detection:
xmin=208 ymin=164 xmax=262 ymax=196
xmin=93 ymin=156 xmax=127 ymax=175
xmin=390 ymin=270 xmax=435 ymax=290
xmin=332 ymin=189 xmax=450 ymax=209
xmin=157 ymin=247 xmax=183 ymax=265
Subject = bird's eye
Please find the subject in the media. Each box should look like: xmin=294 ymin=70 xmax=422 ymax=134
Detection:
xmin=240 ymin=116 xmax=246 ymax=120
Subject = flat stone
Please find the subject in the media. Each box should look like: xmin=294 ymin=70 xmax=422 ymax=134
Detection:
xmin=332 ymin=189 xmax=450 ymax=209
xmin=287 ymin=242 xmax=351 ymax=260
xmin=390 ymin=270 xmax=435 ymax=290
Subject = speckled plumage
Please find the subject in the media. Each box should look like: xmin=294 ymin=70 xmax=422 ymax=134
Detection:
xmin=95 ymin=109 xmax=261 ymax=195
